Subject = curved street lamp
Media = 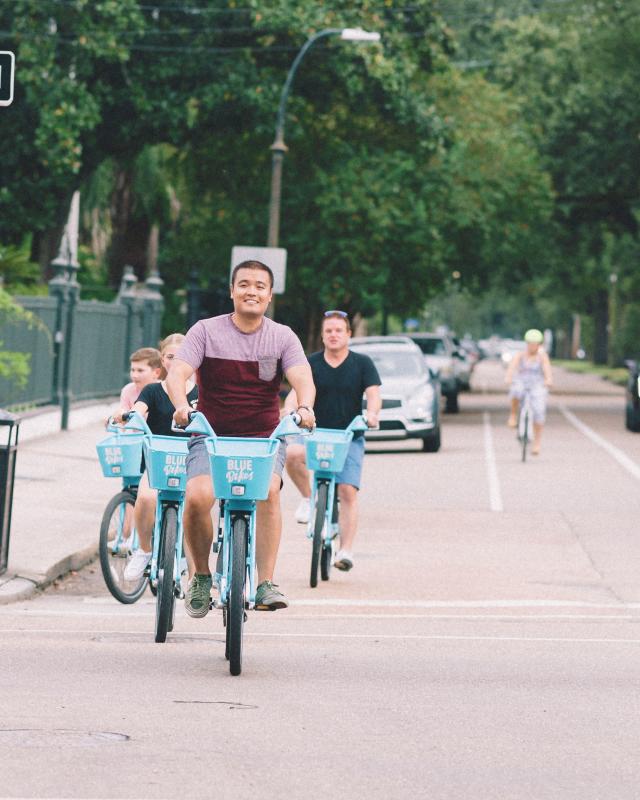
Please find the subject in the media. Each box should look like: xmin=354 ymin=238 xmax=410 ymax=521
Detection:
xmin=266 ymin=27 xmax=381 ymax=252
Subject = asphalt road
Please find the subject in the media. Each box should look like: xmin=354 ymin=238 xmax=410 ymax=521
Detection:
xmin=3 ymin=361 xmax=640 ymax=800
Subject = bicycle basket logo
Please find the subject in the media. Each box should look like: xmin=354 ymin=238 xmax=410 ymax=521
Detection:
xmin=226 ymin=458 xmax=254 ymax=483
xmin=315 ymin=443 xmax=334 ymax=461
xmin=104 ymin=446 xmax=123 ymax=464
xmin=163 ymin=453 xmax=186 ymax=476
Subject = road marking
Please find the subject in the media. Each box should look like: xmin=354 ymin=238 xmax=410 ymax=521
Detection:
xmin=483 ymin=412 xmax=503 ymax=512
xmin=2 ymin=628 xmax=640 ymax=645
xmin=3 ymin=598 xmax=638 ymax=613
xmin=559 ymin=405 xmax=640 ymax=480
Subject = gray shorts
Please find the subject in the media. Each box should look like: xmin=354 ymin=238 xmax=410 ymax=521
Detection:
xmin=509 ymin=382 xmax=548 ymax=424
xmin=186 ymin=435 xmax=287 ymax=482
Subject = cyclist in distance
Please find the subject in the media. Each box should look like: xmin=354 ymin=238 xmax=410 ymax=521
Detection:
xmin=167 ymin=260 xmax=315 ymax=615
xmin=505 ymin=328 xmax=553 ymax=455
xmin=285 ymin=310 xmax=381 ymax=572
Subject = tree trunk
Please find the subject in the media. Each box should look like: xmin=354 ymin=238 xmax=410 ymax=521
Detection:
xmin=107 ymin=165 xmax=151 ymax=287
xmin=592 ymin=288 xmax=609 ymax=365
xmin=32 ymin=226 xmax=65 ymax=282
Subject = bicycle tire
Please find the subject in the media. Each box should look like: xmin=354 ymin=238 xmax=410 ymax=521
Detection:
xmin=310 ymin=482 xmax=328 ymax=588
xmin=321 ymin=492 xmax=339 ymax=582
xmin=228 ymin=515 xmax=247 ymax=676
xmin=99 ymin=490 xmax=147 ymax=604
xmin=155 ymin=505 xmax=177 ymax=644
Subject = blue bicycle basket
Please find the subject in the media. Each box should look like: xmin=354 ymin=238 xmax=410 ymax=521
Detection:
xmin=305 ymin=428 xmax=354 ymax=473
xmin=208 ymin=436 xmax=279 ymax=501
xmin=96 ymin=433 xmax=143 ymax=479
xmin=144 ymin=436 xmax=189 ymax=492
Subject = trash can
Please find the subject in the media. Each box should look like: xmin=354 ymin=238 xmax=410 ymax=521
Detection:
xmin=0 ymin=413 xmax=19 ymax=576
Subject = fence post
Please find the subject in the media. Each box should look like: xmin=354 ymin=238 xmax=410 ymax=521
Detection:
xmin=60 ymin=261 xmax=80 ymax=431
xmin=142 ymin=270 xmax=164 ymax=345
xmin=48 ymin=258 xmax=70 ymax=407
xmin=117 ymin=266 xmax=138 ymax=382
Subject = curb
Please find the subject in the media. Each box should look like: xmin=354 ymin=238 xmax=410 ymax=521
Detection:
xmin=0 ymin=542 xmax=99 ymax=605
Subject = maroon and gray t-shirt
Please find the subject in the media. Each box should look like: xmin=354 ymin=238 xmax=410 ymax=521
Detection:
xmin=176 ymin=313 xmax=308 ymax=437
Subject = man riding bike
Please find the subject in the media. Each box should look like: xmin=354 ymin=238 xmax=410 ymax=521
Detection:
xmin=167 ymin=260 xmax=315 ymax=614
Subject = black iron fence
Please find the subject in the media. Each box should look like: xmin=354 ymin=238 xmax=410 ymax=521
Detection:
xmin=1 ymin=263 xmax=164 ymax=425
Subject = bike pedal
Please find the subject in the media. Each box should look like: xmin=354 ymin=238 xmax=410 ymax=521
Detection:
xmin=213 ymin=598 xmax=226 ymax=610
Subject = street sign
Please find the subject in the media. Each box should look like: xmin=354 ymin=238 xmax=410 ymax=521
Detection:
xmin=0 ymin=51 xmax=15 ymax=107
xmin=230 ymin=246 xmax=287 ymax=294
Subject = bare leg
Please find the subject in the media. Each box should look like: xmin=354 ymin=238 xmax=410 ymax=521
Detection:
xmin=133 ymin=473 xmax=156 ymax=552
xmin=285 ymin=444 xmax=311 ymax=498
xmin=508 ymin=397 xmax=519 ymax=427
xmin=532 ymin=422 xmax=543 ymax=454
xmin=337 ymin=483 xmax=359 ymax=551
xmin=183 ymin=475 xmax=215 ymax=575
xmin=255 ymin=473 xmax=283 ymax=583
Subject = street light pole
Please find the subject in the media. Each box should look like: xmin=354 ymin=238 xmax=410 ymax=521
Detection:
xmin=266 ymin=27 xmax=381 ymax=252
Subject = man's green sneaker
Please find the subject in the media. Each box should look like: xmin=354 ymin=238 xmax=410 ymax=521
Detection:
xmin=185 ymin=573 xmax=212 ymax=618
xmin=255 ymin=580 xmax=289 ymax=611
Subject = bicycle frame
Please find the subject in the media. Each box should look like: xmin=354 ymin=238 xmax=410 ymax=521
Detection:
xmin=122 ymin=411 xmax=188 ymax=594
xmin=305 ymin=416 xmax=368 ymax=547
xmin=183 ymin=412 xmax=303 ymax=610
xmin=97 ymin=421 xmax=143 ymax=554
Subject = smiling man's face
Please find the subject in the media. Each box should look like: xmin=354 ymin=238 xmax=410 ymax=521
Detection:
xmin=230 ymin=267 xmax=273 ymax=318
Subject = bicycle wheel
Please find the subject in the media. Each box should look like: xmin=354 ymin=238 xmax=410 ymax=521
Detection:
xmin=99 ymin=491 xmax=147 ymax=604
xmin=310 ymin=482 xmax=328 ymax=588
xmin=155 ymin=505 xmax=177 ymax=644
xmin=321 ymin=492 xmax=338 ymax=582
xmin=521 ymin=410 xmax=529 ymax=462
xmin=227 ymin=515 xmax=247 ymax=676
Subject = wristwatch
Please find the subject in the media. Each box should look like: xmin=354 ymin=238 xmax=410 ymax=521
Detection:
xmin=297 ymin=405 xmax=314 ymax=415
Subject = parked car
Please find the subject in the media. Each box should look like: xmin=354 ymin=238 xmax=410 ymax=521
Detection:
xmin=452 ymin=336 xmax=473 ymax=390
xmin=349 ymin=336 xmax=441 ymax=451
xmin=405 ymin=332 xmax=463 ymax=413
xmin=625 ymin=360 xmax=640 ymax=431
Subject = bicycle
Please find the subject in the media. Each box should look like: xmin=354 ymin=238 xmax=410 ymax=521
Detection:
xmin=182 ymin=411 xmax=303 ymax=676
xmin=96 ymin=421 xmax=147 ymax=604
xmin=122 ymin=411 xmax=189 ymax=643
xmin=517 ymin=387 xmax=533 ymax=462
xmin=304 ymin=415 xmax=367 ymax=588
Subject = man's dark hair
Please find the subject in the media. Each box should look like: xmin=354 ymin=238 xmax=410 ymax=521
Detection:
xmin=231 ymin=260 xmax=274 ymax=289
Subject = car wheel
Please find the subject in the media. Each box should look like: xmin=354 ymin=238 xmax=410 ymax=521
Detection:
xmin=626 ymin=403 xmax=640 ymax=432
xmin=445 ymin=392 xmax=459 ymax=414
xmin=422 ymin=428 xmax=441 ymax=452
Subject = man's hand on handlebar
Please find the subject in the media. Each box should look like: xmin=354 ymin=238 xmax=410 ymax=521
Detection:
xmin=296 ymin=406 xmax=315 ymax=430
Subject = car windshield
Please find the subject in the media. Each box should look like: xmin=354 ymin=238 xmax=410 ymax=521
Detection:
xmin=412 ymin=337 xmax=446 ymax=356
xmin=352 ymin=348 xmax=425 ymax=378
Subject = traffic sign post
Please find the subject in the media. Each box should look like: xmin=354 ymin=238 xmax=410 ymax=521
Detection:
xmin=230 ymin=246 xmax=287 ymax=294
xmin=0 ymin=51 xmax=15 ymax=107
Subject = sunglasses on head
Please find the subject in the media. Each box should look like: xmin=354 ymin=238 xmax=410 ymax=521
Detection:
xmin=324 ymin=310 xmax=348 ymax=318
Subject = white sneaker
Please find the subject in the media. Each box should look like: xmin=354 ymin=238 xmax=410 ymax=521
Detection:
xmin=123 ymin=549 xmax=151 ymax=581
xmin=295 ymin=497 xmax=311 ymax=524
xmin=334 ymin=549 xmax=353 ymax=571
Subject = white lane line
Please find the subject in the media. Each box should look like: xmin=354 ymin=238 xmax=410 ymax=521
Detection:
xmin=2 ymin=598 xmax=637 ymax=614
xmin=2 ymin=628 xmax=640 ymax=645
xmin=483 ymin=411 xmax=504 ymax=512
xmin=559 ymin=405 xmax=640 ymax=481
xmin=290 ymin=598 xmax=632 ymax=609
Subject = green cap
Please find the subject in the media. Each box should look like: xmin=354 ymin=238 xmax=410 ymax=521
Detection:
xmin=524 ymin=329 xmax=544 ymax=344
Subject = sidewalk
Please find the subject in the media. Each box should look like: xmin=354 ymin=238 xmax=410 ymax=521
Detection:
xmin=0 ymin=401 xmax=116 ymax=603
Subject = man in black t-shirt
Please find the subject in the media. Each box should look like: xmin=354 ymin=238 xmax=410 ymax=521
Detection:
xmin=285 ymin=311 xmax=381 ymax=571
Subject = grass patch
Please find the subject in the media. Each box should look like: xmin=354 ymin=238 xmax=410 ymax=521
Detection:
xmin=554 ymin=359 xmax=628 ymax=387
